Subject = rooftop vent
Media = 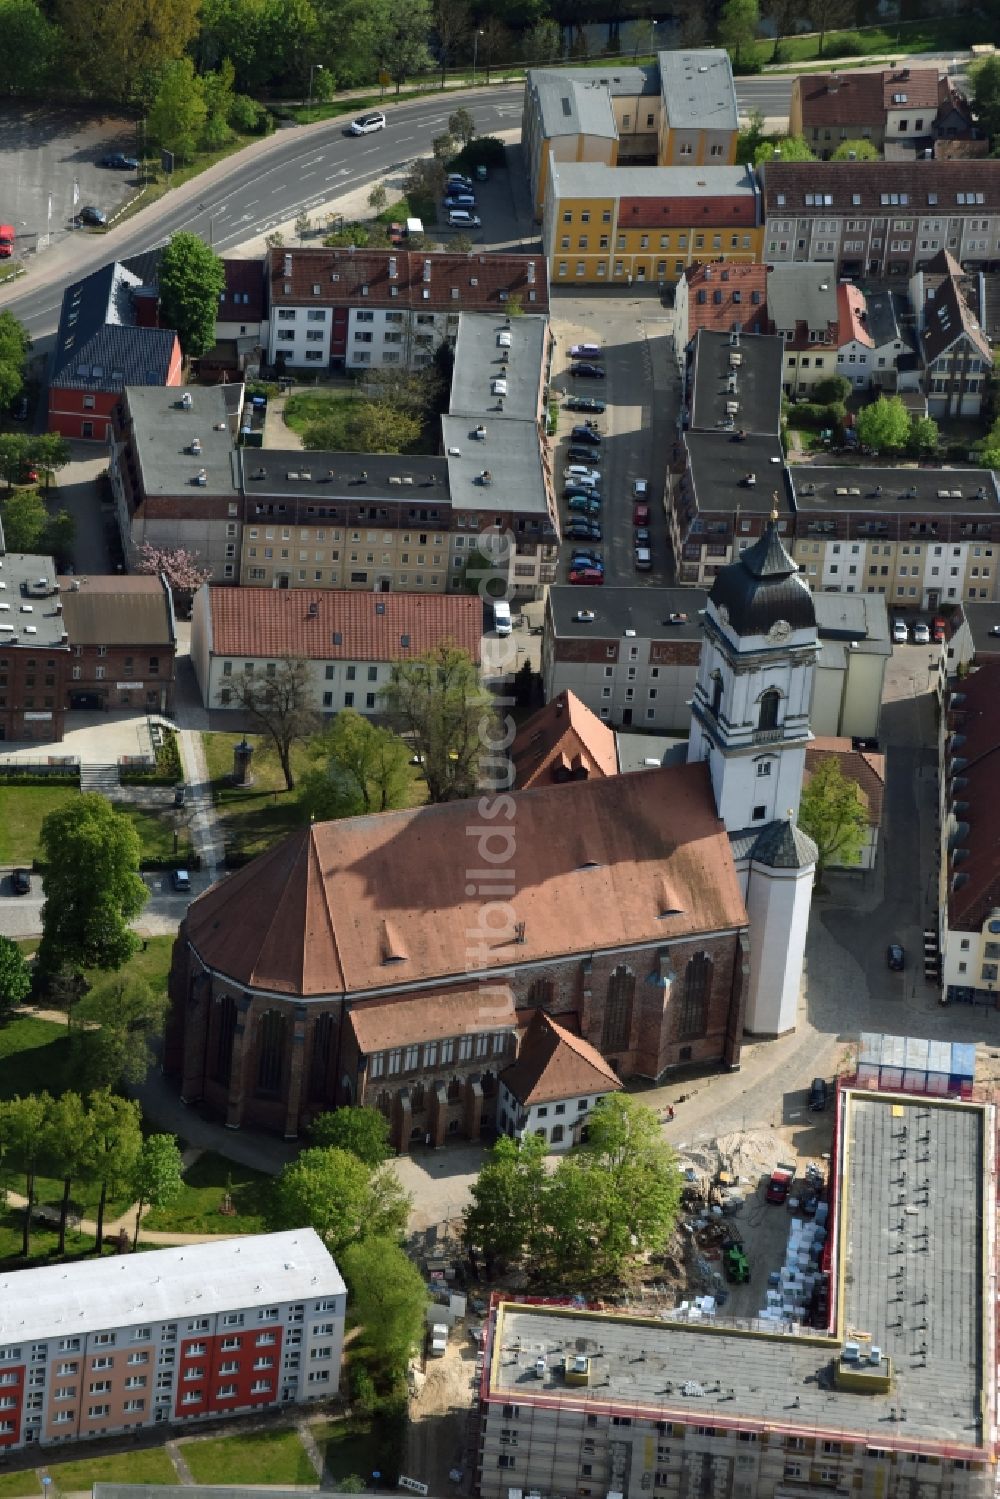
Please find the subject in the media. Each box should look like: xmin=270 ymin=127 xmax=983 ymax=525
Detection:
xmin=194 ymin=469 xmax=208 ymax=487
xmin=190 ymin=438 xmax=202 ymax=455
xmin=180 ymin=392 xmax=193 ymax=410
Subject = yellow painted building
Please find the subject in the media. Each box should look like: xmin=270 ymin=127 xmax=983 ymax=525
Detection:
xmin=543 ymin=158 xmax=763 ymax=286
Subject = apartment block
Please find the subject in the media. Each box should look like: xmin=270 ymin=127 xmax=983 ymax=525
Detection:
xmin=264 ymin=247 xmax=548 ymax=371
xmin=0 ymin=1231 xmax=345 ymax=1450
xmin=543 ymin=161 xmax=761 ymax=287
xmin=760 ymin=160 xmax=1000 ymax=278
xmin=788 ymin=67 xmax=971 ymax=157
xmin=673 ymin=262 xmax=768 ymax=370
xmin=478 ymin=1085 xmax=997 ymax=1499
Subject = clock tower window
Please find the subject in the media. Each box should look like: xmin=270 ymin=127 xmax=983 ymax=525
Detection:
xmin=757 ymin=688 xmax=780 ymax=732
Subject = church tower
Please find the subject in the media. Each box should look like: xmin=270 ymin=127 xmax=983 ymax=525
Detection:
xmin=688 ymin=513 xmax=819 ymax=1036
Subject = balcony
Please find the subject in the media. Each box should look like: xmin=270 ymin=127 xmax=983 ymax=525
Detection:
xmin=752 ymin=727 xmax=785 ymax=744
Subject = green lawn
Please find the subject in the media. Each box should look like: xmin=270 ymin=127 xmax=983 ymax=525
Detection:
xmin=126 ymin=807 xmax=194 ymax=864
xmin=749 ymin=13 xmax=991 ymax=68
xmin=283 ymin=387 xmax=355 ymax=440
xmin=312 ymin=1416 xmax=381 ymax=1484
xmin=202 ymin=732 xmax=315 ymax=862
xmin=0 ymin=1471 xmax=41 ymax=1499
xmin=47 ymin=1448 xmax=178 ymax=1490
xmin=0 ymin=784 xmax=79 ymax=864
xmin=0 ymin=1208 xmax=95 ymax=1269
xmin=182 ymin=1429 xmax=317 ymax=1486
xmin=143 ymin=1150 xmax=271 ymax=1234
xmin=0 ymin=1014 xmax=75 ymax=1099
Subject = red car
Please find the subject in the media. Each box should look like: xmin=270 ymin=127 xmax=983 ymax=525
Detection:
xmin=634 ymin=503 xmax=650 ymax=526
xmin=932 ymin=616 xmax=947 ymax=644
xmin=569 ymin=568 xmax=604 ymax=585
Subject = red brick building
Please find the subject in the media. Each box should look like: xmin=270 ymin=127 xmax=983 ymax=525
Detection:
xmin=166 ymin=763 xmax=750 ymax=1146
xmin=59 ymin=574 xmax=177 ymax=715
xmin=674 ymin=262 xmax=769 ymax=364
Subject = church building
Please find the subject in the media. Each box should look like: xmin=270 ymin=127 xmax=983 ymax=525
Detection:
xmin=165 ymin=520 xmax=817 ymax=1146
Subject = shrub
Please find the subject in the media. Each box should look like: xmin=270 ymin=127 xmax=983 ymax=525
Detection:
xmin=732 ymin=55 xmax=763 ymax=74
xmin=452 ymin=135 xmax=507 ymax=171
xmin=827 ymin=32 xmax=865 ymax=55
xmin=230 ymin=94 xmax=268 ymax=133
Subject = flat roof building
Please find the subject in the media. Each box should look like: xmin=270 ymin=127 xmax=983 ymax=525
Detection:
xmin=478 ymin=1084 xmax=997 ymax=1499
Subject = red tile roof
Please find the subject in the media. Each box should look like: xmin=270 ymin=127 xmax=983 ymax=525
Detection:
xmin=946 ymin=664 xmax=1000 ymax=931
xmin=350 ymin=984 xmax=516 ymax=1053
xmin=501 ymin=1011 xmax=622 ymax=1106
xmin=205 ymin=586 xmax=483 ymax=666
xmin=761 ymin=160 xmax=1000 ymax=215
xmin=183 ymin=762 xmax=748 ymax=997
xmin=221 ymin=259 xmax=265 ymax=323
xmin=267 ymin=247 xmax=549 ymax=313
xmin=619 ymin=194 xmax=758 ymax=230
xmin=804 ymin=737 xmax=885 ymax=828
xmin=682 ymin=262 xmax=768 ymax=341
xmin=795 ymin=67 xmax=940 ymax=130
xmin=512 ymin=690 xmax=618 ymax=789
xmin=836 ymin=282 xmax=873 ymax=348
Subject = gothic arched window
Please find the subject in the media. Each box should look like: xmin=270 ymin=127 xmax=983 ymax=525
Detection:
xmin=679 ymin=954 xmax=713 ymax=1039
xmin=602 ymin=965 xmax=635 ymax=1053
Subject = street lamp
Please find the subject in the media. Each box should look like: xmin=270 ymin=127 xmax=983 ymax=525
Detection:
xmin=308 ymin=62 xmax=324 ymax=106
xmin=472 ymin=29 xmax=484 ymax=86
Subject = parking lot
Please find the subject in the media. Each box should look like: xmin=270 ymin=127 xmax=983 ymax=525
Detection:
xmin=548 ymin=292 xmax=681 ymax=588
xmin=0 ymin=103 xmax=140 ymax=254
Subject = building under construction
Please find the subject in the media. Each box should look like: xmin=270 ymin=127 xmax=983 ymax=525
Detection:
xmin=477 ymin=1080 xmax=997 ymax=1499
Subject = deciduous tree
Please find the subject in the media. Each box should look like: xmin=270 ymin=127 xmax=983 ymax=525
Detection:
xmin=368 ymin=183 xmax=388 ymax=216
xmin=0 ymin=936 xmax=31 ymax=1022
xmin=343 ymin=401 xmax=421 ymax=454
xmin=37 ymin=795 xmax=148 ymax=980
xmin=56 ymin=0 xmax=201 ymax=101
xmin=43 ymin=1091 xmax=92 ymax=1255
xmin=341 ymin=1237 xmax=427 ymax=1375
xmin=159 ymin=231 xmax=226 ymax=358
xmin=131 ymin=1134 xmax=184 ymax=1247
xmin=371 ymin=0 xmax=433 ymax=95
xmin=0 ymin=311 xmax=30 ymax=412
xmin=82 ymin=1089 xmax=143 ymax=1253
xmin=381 ymin=642 xmax=489 ymax=803
xmin=231 ymin=658 xmax=319 ymax=791
xmin=808 ymin=0 xmax=853 ymax=56
xmin=718 ymin=0 xmax=759 ymax=67
xmin=463 ymin=1133 xmax=547 ymax=1271
xmin=299 ymin=710 xmax=415 ymax=820
xmin=1 ymin=1092 xmax=52 ymax=1259
xmin=831 ymin=138 xmax=879 ymax=161
xmin=970 ymin=56 xmax=1000 ymax=142
xmin=477 ymin=16 xmax=512 ymax=81
xmin=268 ymin=1147 xmax=410 ymax=1254
xmin=761 ymin=0 xmax=800 ymax=59
xmin=856 ymin=393 xmax=910 ymax=453
xmin=432 ymin=0 xmax=470 ymax=87
xmin=0 ymin=0 xmax=56 ymax=96
xmin=72 ymin=972 xmax=167 ymax=1090
xmin=448 ymin=107 xmax=476 ymax=145
xmin=799 ymin=755 xmax=867 ymax=885
xmin=308 ymin=1106 xmax=392 ymax=1165
xmin=908 ymin=414 xmax=939 ymax=457
xmin=523 ymin=16 xmax=560 ymax=64
xmin=135 ymin=543 xmax=212 ymax=614
xmin=753 ymin=134 xmax=815 ymax=165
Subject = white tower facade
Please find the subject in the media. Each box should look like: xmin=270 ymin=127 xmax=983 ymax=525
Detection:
xmin=687 ymin=518 xmax=819 ymax=1036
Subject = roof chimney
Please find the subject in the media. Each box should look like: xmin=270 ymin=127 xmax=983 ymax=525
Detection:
xmin=555 ymin=696 xmax=565 ymax=716
xmin=827 ymin=76 xmax=840 ymax=94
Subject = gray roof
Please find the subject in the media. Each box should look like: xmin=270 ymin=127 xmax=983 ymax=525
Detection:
xmin=528 ymin=71 xmax=618 ymax=141
xmin=684 ymin=431 xmax=792 ymax=515
xmin=958 ymin=599 xmax=1000 ymax=657
xmin=443 ymin=415 xmax=551 ymax=523
xmin=486 ymin=1089 xmax=989 ymax=1453
xmin=863 ymin=288 xmax=910 ymax=349
xmin=765 ymin=262 xmax=838 ymax=335
xmin=790 ymin=465 xmax=999 ymax=517
xmin=688 ymin=329 xmax=784 ymax=435
xmin=125 ymin=385 xmax=241 ymax=500
xmin=241 ymin=448 xmax=451 ymax=508
xmin=450 ymin=313 xmax=546 ymax=424
xmin=51 ymin=260 xmax=177 ymax=391
xmin=547 ymin=585 xmax=705 ymax=643
xmin=813 ymin=590 xmax=891 ymax=665
xmin=658 ymin=48 xmax=739 ymax=132
xmin=549 ymin=160 xmax=755 ymax=202
xmin=748 ymin=817 xmax=818 ymax=868
xmin=615 ymin=731 xmax=688 ymax=773
xmin=0 ymin=552 xmax=68 ymax=651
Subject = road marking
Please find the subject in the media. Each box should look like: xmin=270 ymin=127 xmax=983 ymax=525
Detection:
xmin=396 ymin=134 xmax=415 ymax=142
xmin=300 ymin=170 xmax=317 ymax=178
xmin=243 ymin=199 xmax=259 ymax=208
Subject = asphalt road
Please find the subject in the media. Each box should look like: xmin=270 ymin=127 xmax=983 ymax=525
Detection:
xmin=0 ymin=867 xmax=210 ymax=938
xmin=0 ymin=79 xmax=797 ymax=347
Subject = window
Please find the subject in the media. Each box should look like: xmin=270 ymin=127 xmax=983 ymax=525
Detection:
xmin=756 ymin=760 xmax=772 ymax=777
xmin=679 ymin=953 xmax=712 ymax=1039
xmin=757 ymin=689 xmax=780 ymax=731
xmin=601 ymin=965 xmax=635 ymax=1052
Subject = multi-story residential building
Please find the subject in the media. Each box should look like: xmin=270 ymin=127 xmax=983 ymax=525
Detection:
xmin=190 ymin=583 xmax=482 ymax=713
xmin=947 ymin=598 xmax=1000 ymax=670
xmin=48 ymin=260 xmax=182 ymax=442
xmin=760 ymin=160 xmax=1000 ymax=278
xmin=521 ymin=50 xmax=737 ymax=216
xmin=787 ymin=466 xmax=1000 ymax=608
xmin=939 ymin=662 xmax=1000 ymax=1004
xmin=910 ymin=251 xmax=992 ymax=418
xmin=108 ymin=384 xmax=245 ymax=579
xmin=478 ymin=1082 xmax=998 ymax=1499
xmin=673 ymin=262 xmax=768 ymax=370
xmin=264 ymin=247 xmax=549 ymax=370
xmin=59 ymin=574 xmax=176 ymax=716
xmin=543 ymin=161 xmax=761 ymax=287
xmin=0 ymin=553 xmax=71 ymax=742
xmin=0 ymin=1230 xmax=345 ymax=1450
xmin=836 ymin=285 xmax=920 ymax=396
xmin=765 ymin=262 xmax=839 ymax=395
xmin=670 ymin=328 xmax=789 ymax=586
xmin=656 ymin=49 xmax=738 ymax=167
xmin=789 ymin=67 xmax=954 ymax=156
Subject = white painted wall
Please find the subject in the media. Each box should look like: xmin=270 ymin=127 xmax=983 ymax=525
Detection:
xmin=744 ymin=855 xmax=813 ymax=1034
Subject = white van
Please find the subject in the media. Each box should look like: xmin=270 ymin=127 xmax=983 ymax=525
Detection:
xmin=492 ymin=600 xmax=512 ymax=636
xmin=448 ymin=209 xmax=481 ymax=228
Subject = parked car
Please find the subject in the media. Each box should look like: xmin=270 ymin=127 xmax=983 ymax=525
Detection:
xmin=350 ymin=111 xmax=386 ymax=134
xmin=569 ymin=567 xmax=604 ymax=585
xmin=78 ymin=206 xmax=107 ymax=226
xmin=634 ymin=546 xmax=652 ymax=572
xmin=571 ymin=362 xmax=606 ymax=379
xmin=892 ymin=619 xmax=908 ymax=644
xmin=11 ymin=868 xmax=31 ymax=895
xmin=448 ymin=209 xmax=481 ymax=228
xmin=444 ymin=191 xmax=476 ymax=207
xmin=172 ymin=869 xmax=192 ymax=893
xmin=571 ymin=426 xmax=601 ymax=445
xmin=766 ymin=1162 xmax=795 ymax=1205
xmin=932 ymin=616 xmax=948 ymax=643
xmin=569 ymin=343 xmax=602 ymax=359
xmin=568 ymin=446 xmax=602 ymax=464
xmin=808 ymin=1077 xmax=828 ymax=1111
xmin=474 ymin=164 xmax=489 ymax=181
xmin=566 ymin=521 xmax=602 ymax=540
xmin=568 ymin=496 xmax=601 ymax=514
xmin=634 ymin=526 xmax=651 ymax=544
xmin=634 ymin=478 xmax=649 ymax=497
xmin=565 ymin=484 xmax=601 ymax=500
xmin=446 ymin=173 xmax=473 ymax=190
xmin=100 ymin=152 xmax=138 ymax=169
xmin=566 ymin=396 xmax=605 ymax=413
xmin=571 ymin=551 xmax=603 ymax=569
xmin=886 ymin=942 xmax=905 ymax=971
xmin=914 ymin=621 xmax=930 ymax=645
xmin=564 ymin=466 xmax=600 ymax=484
xmin=634 ymin=503 xmax=650 ymax=525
